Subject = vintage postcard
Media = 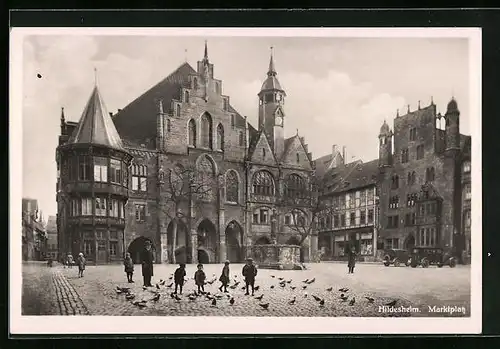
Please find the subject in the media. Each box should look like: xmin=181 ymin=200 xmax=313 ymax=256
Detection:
xmin=10 ymin=27 xmax=482 ymax=335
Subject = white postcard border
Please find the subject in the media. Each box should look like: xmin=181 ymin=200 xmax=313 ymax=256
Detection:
xmin=9 ymin=27 xmax=482 ymax=335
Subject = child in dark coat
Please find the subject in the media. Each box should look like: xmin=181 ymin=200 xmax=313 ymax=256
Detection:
xmin=77 ymin=253 xmax=86 ymax=277
xmin=174 ymin=263 xmax=186 ymax=294
xmin=219 ymin=261 xmax=230 ymax=293
xmin=194 ymin=263 xmax=206 ymax=294
xmin=124 ymin=252 xmax=134 ymax=283
xmin=242 ymin=258 xmax=258 ymax=296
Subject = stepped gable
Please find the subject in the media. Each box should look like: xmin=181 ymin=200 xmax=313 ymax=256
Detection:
xmin=68 ymin=86 xmax=124 ymax=150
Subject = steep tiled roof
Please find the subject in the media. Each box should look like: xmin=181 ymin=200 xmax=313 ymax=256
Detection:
xmin=314 ymin=153 xmax=334 ymax=178
xmin=112 ymin=63 xmax=196 ymax=145
xmin=68 ymin=86 xmax=124 ymax=150
xmin=322 ymin=159 xmax=379 ymax=194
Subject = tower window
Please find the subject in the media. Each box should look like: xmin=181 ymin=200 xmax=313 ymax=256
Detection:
xmin=425 ymin=167 xmax=435 ymax=182
xmin=391 ymin=175 xmax=399 ymax=189
xmin=200 ymin=113 xmax=213 ymax=149
xmin=132 ymin=165 xmax=148 ymax=192
xmin=296 ymin=153 xmax=300 ymax=163
xmin=94 ymin=157 xmax=108 ymax=183
xmin=416 ymin=144 xmax=424 ymax=160
xmin=188 ymin=119 xmax=196 ymax=147
xmin=262 ymin=148 xmax=266 ymax=159
xmin=231 ymin=114 xmax=235 ymax=127
xmin=176 ymin=105 xmax=181 ymax=117
xmin=223 ymin=98 xmax=228 ymax=111
xmin=401 ymin=148 xmax=409 ymax=163
xmin=409 ymin=128 xmax=417 ymax=141
xmin=216 ymin=123 xmax=224 ymax=151
xmin=193 ymin=77 xmax=198 ymax=89
xmin=184 ymin=91 xmax=190 ymax=103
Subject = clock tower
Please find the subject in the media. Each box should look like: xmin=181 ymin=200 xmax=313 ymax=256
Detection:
xmin=258 ymin=47 xmax=286 ymax=159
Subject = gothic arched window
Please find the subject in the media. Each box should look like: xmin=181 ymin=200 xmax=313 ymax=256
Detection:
xmin=176 ymin=105 xmax=181 ymax=117
xmin=185 ymin=91 xmax=190 ymax=103
xmin=252 ymin=170 xmax=275 ymax=196
xmin=239 ymin=131 xmax=244 ymax=146
xmin=196 ymin=155 xmax=215 ymax=200
xmin=226 ymin=170 xmax=239 ymax=203
xmin=201 ymin=113 xmax=213 ymax=149
xmin=188 ymin=119 xmax=196 ymax=147
xmin=193 ymin=77 xmax=198 ymax=89
xmin=217 ymin=123 xmax=224 ymax=151
xmin=285 ymin=174 xmax=306 ymax=199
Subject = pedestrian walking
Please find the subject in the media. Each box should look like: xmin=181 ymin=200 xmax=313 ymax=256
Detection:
xmin=219 ymin=260 xmax=230 ymax=293
xmin=242 ymin=258 xmax=258 ymax=296
xmin=67 ymin=253 xmax=73 ymax=269
xmin=141 ymin=240 xmax=155 ymax=287
xmin=194 ymin=263 xmax=206 ymax=294
xmin=174 ymin=263 xmax=187 ymax=294
xmin=77 ymin=253 xmax=86 ymax=277
xmin=347 ymin=247 xmax=357 ymax=274
xmin=124 ymin=252 xmax=134 ymax=283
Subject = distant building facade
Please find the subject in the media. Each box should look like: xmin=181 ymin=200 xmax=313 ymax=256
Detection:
xmin=46 ymin=215 xmax=58 ymax=260
xmin=377 ymin=99 xmax=471 ymax=262
xmin=316 ymin=146 xmax=380 ymax=261
xmin=57 ymin=44 xmax=317 ymax=264
xmin=22 ymin=198 xmax=46 ymax=261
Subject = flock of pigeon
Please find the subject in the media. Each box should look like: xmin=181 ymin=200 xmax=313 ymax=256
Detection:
xmin=114 ymin=272 xmax=399 ymax=313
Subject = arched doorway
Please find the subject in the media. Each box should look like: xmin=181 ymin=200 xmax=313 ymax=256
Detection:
xmin=197 ymin=219 xmax=217 ymax=263
xmin=255 ymin=236 xmax=271 ymax=245
xmin=404 ymin=234 xmax=416 ymax=250
xmin=167 ymin=220 xmax=190 ymax=263
xmin=225 ymin=221 xmax=243 ymax=263
xmin=128 ymin=237 xmax=155 ymax=264
xmin=198 ymin=249 xmax=210 ymax=264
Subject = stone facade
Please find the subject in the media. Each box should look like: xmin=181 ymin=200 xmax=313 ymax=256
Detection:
xmin=377 ymin=100 xmax=471 ymax=261
xmin=58 ymin=44 xmax=317 ymax=264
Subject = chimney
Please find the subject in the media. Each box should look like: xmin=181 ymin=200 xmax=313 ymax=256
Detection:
xmin=332 ymin=144 xmax=337 ymax=157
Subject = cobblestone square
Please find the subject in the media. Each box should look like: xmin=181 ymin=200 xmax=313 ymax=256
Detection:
xmin=23 ymin=261 xmax=471 ymax=317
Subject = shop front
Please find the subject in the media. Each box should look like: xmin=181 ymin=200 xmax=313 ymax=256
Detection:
xmin=331 ymin=227 xmax=375 ymax=260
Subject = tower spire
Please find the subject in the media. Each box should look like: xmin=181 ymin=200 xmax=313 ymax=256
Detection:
xmin=268 ymin=46 xmax=276 ymax=76
xmin=94 ymin=67 xmax=98 ymax=87
xmin=203 ymin=40 xmax=209 ymax=63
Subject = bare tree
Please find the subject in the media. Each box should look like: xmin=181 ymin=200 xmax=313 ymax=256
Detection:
xmin=159 ymin=164 xmax=214 ymax=263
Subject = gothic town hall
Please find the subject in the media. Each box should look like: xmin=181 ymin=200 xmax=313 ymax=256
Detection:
xmin=56 ymin=44 xmax=317 ymax=265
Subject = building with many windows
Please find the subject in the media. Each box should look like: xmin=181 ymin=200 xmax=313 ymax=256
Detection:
xmin=377 ymin=99 xmax=471 ymax=262
xmin=46 ymin=215 xmax=58 ymax=261
xmin=316 ymin=146 xmax=380 ymax=261
xmin=57 ymin=44 xmax=316 ymax=264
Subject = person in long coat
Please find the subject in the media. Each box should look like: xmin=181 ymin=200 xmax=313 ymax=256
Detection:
xmin=141 ymin=240 xmax=155 ymax=287
xmin=347 ymin=247 xmax=357 ymax=274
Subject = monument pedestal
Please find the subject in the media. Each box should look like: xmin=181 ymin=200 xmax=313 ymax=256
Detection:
xmin=250 ymin=244 xmax=303 ymax=270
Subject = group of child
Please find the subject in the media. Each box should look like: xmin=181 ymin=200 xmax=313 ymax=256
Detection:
xmin=122 ymin=253 xmax=259 ymax=295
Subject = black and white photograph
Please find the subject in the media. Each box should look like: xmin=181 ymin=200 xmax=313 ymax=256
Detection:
xmin=10 ymin=27 xmax=481 ymax=334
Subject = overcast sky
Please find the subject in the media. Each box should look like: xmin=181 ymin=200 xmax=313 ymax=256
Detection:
xmin=21 ymin=35 xmax=470 ymax=217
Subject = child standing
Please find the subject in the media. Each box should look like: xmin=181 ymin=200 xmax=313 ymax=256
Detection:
xmin=77 ymin=253 xmax=86 ymax=278
xmin=174 ymin=263 xmax=186 ymax=294
xmin=194 ymin=263 xmax=206 ymax=294
xmin=124 ymin=252 xmax=134 ymax=283
xmin=218 ymin=260 xmax=230 ymax=293
xmin=242 ymin=258 xmax=258 ymax=296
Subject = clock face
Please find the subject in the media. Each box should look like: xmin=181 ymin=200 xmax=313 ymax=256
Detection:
xmin=276 ymin=116 xmax=283 ymax=126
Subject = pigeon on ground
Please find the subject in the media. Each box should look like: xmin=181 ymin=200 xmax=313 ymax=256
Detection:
xmin=290 ymin=286 xmax=296 ymax=290
xmin=340 ymin=294 xmax=348 ymax=301
xmin=319 ymin=299 xmax=325 ymax=307
xmin=259 ymin=303 xmax=270 ymax=310
xmin=229 ymin=284 xmax=237 ymax=290
xmin=339 ymin=288 xmax=349 ymax=293
xmin=132 ymin=300 xmax=147 ymax=306
xmin=156 ymin=284 xmax=160 ymax=290
xmin=304 ymin=292 xmax=308 ymax=298
xmin=188 ymin=295 xmax=197 ymax=301
xmin=174 ymin=294 xmax=181 ymax=301
xmin=365 ymin=296 xmax=375 ymax=303
xmin=152 ymin=293 xmax=160 ymax=302
xmin=166 ymin=283 xmax=173 ymax=288
xmin=349 ymin=297 xmax=356 ymax=306
xmin=270 ymin=285 xmax=275 ymax=289
xmin=241 ymin=286 xmax=246 ymax=290
xmin=159 ymin=280 xmax=166 ymax=286
xmin=142 ymin=286 xmax=147 ymax=291
xmin=229 ymin=297 xmax=235 ymax=305
xmin=278 ymin=277 xmax=284 ymax=281
xmin=271 ymin=275 xmax=276 ymax=278
xmin=307 ymin=278 xmax=316 ymax=284
xmin=126 ymin=294 xmax=136 ymax=300
xmin=312 ymin=295 xmax=322 ymax=302
xmin=168 ymin=276 xmax=173 ymax=280
xmin=326 ymin=287 xmax=333 ymax=292
xmin=255 ymin=294 xmax=264 ymax=301
xmin=385 ymin=300 xmax=397 ymax=307
xmin=286 ymin=280 xmax=292 ymax=284
xmin=280 ymin=283 xmax=286 ymax=288
xmin=211 ymin=298 xmax=217 ymax=307
xmin=116 ymin=289 xmax=123 ymax=294
xmin=302 ymin=285 xmax=307 ymax=290
xmin=302 ymin=279 xmax=309 ymax=283
xmin=289 ymin=297 xmax=296 ymax=305
xmin=254 ymin=286 xmax=260 ymax=291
